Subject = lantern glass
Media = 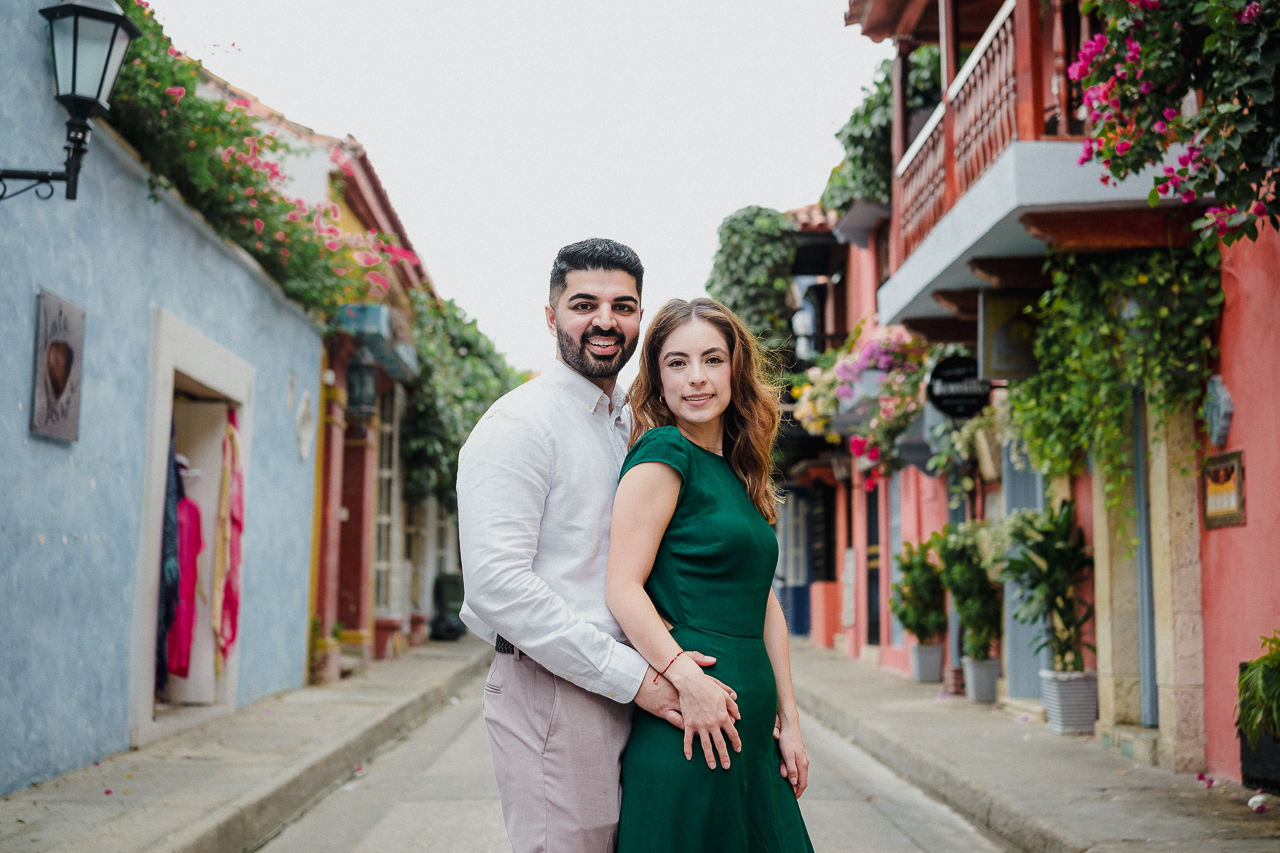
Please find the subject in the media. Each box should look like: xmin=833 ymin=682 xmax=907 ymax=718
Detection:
xmin=42 ymin=1 xmax=141 ymax=119
xmin=347 ymin=350 xmax=379 ymax=421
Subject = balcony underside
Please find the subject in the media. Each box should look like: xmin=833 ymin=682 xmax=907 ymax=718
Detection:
xmin=878 ymin=140 xmax=1186 ymax=325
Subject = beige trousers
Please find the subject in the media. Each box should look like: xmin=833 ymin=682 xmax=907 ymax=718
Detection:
xmin=482 ymin=651 xmax=633 ymax=853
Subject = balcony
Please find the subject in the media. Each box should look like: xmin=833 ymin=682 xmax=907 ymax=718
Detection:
xmin=874 ymin=0 xmax=1184 ymax=328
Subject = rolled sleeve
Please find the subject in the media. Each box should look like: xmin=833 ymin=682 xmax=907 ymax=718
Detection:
xmin=458 ymin=411 xmax=648 ymax=702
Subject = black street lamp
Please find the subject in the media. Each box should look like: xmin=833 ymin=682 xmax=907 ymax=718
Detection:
xmin=1 ymin=0 xmax=141 ymax=201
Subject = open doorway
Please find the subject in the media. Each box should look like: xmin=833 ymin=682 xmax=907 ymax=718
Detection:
xmin=129 ymin=309 xmax=255 ymax=746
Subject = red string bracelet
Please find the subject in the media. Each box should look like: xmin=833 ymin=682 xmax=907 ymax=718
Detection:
xmin=654 ymin=650 xmax=687 ymax=683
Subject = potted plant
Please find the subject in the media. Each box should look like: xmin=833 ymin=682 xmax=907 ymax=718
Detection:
xmin=1238 ymin=630 xmax=1280 ymax=793
xmin=890 ymin=539 xmax=949 ymax=683
xmin=1000 ymin=500 xmax=1097 ymax=733
xmin=938 ymin=521 xmax=1003 ymax=703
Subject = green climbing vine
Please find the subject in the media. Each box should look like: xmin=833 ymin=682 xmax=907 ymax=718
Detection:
xmin=1007 ymin=247 xmax=1222 ymax=507
xmin=705 ymin=206 xmax=798 ymax=351
xmin=821 ymin=45 xmax=943 ymax=213
xmin=400 ymin=291 xmax=524 ymax=510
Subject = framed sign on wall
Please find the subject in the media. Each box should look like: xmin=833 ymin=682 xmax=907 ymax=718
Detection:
xmin=31 ymin=290 xmax=85 ymax=442
xmin=1201 ymin=451 xmax=1245 ymax=529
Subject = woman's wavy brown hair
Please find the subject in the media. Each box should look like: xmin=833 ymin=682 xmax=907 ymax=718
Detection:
xmin=627 ymin=297 xmax=782 ymax=523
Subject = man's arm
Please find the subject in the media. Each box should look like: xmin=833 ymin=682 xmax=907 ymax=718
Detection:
xmin=457 ymin=410 xmax=649 ymax=702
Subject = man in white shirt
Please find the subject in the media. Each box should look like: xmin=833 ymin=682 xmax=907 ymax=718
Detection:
xmin=458 ymin=238 xmax=735 ymax=852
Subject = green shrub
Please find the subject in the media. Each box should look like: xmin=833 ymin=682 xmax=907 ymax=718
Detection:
xmin=890 ymin=539 xmax=948 ymax=645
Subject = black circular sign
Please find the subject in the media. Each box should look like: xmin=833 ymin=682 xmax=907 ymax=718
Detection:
xmin=926 ymin=356 xmax=991 ymax=419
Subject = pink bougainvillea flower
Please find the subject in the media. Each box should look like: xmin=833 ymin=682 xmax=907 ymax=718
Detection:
xmin=164 ymin=86 xmax=185 ymax=104
xmin=166 ymin=46 xmax=181 ymax=58
xmin=332 ymin=266 xmax=348 ymax=276
xmin=328 ymin=202 xmax=342 ymax=220
xmin=1180 ymin=190 xmax=1196 ymax=203
xmin=188 ymin=140 xmax=196 ymax=149
xmin=255 ymin=241 xmax=264 ymax=250
xmin=849 ymin=436 xmax=868 ymax=457
xmin=131 ymin=57 xmax=141 ymax=65
xmin=1139 ymin=81 xmax=1154 ymax=95
xmin=1115 ymin=140 xmax=1132 ymax=155
xmin=1152 ymin=120 xmax=1166 ymax=133
xmin=248 ymin=199 xmax=258 ymax=208
xmin=863 ymin=474 xmax=878 ymax=492
xmin=364 ymin=271 xmax=391 ymax=293
xmin=159 ymin=109 xmax=167 ymax=116
xmin=353 ymin=250 xmax=381 ymax=268
xmin=253 ymin=219 xmax=264 ymax=234
xmin=324 ymin=240 xmax=342 ymax=251
xmin=386 ymin=244 xmax=419 ymax=265
xmin=281 ymin=248 xmax=290 ymax=259
xmin=1163 ymin=107 xmax=1179 ymax=121
xmin=286 ymin=211 xmax=303 ymax=222
xmin=1236 ymin=2 xmax=1261 ymax=24
xmin=1253 ymin=202 xmax=1267 ymax=216
xmin=866 ymin=445 xmax=881 ymax=463
xmin=274 ymin=231 xmax=285 ymax=241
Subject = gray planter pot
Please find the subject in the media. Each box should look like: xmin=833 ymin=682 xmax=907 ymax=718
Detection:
xmin=1040 ymin=669 xmax=1098 ymax=734
xmin=962 ymin=656 xmax=1000 ymax=703
xmin=910 ymin=643 xmax=945 ymax=683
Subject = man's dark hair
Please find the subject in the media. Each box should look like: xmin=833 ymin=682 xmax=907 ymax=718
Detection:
xmin=549 ymin=238 xmax=644 ymax=305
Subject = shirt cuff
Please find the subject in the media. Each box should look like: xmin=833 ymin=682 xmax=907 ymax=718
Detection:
xmin=601 ymin=642 xmax=650 ymax=704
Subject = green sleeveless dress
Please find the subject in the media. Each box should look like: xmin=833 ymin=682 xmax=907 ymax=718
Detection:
xmin=616 ymin=427 xmax=814 ymax=853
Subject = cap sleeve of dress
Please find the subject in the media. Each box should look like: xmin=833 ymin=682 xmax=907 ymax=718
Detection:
xmin=620 ymin=426 xmax=691 ymax=484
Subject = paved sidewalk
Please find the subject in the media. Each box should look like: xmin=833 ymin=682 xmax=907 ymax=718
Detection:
xmin=788 ymin=641 xmax=1279 ymax=853
xmin=0 ymin=636 xmax=493 ymax=853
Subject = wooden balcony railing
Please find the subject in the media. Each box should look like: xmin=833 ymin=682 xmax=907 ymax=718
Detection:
xmin=896 ymin=106 xmax=947 ymax=259
xmin=891 ymin=0 xmax=1061 ymax=271
xmin=950 ymin=1 xmax=1018 ymax=197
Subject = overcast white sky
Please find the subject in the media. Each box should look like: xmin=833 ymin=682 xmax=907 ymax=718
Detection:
xmin=152 ymin=1 xmax=891 ymax=374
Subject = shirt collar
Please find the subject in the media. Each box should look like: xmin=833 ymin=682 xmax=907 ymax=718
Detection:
xmin=543 ymin=357 xmax=627 ymax=416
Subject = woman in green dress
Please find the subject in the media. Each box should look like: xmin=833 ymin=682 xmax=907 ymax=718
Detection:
xmin=607 ymin=297 xmax=814 ymax=853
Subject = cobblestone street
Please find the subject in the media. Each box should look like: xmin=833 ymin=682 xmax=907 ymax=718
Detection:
xmin=261 ymin=674 xmax=1005 ymax=853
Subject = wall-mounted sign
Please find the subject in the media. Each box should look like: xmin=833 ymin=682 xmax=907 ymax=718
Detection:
xmin=31 ymin=290 xmax=85 ymax=442
xmin=1202 ymin=451 xmax=1245 ymax=529
xmin=979 ymin=290 xmax=1041 ymax=380
xmin=1204 ymin=375 xmax=1234 ymax=448
xmin=926 ymin=356 xmax=990 ymax=419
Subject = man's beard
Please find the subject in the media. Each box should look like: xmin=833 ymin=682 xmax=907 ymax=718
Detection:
xmin=555 ymin=321 xmax=637 ymax=379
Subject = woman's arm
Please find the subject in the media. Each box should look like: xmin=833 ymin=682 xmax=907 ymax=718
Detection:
xmin=606 ymin=462 xmax=741 ymax=770
xmin=764 ymin=589 xmax=810 ymax=798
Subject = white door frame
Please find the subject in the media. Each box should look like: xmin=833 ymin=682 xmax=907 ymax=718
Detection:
xmin=129 ymin=308 xmax=255 ymax=746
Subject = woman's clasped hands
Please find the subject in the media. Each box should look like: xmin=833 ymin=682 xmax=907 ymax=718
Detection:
xmin=665 ymin=651 xmax=742 ymax=770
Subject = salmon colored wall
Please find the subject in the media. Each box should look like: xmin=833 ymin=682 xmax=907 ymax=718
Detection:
xmin=1072 ymin=473 xmax=1098 ymax=672
xmin=1201 ymin=227 xmax=1280 ymax=781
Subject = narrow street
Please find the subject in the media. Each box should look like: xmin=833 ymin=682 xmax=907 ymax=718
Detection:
xmin=260 ymin=675 xmax=1005 ymax=853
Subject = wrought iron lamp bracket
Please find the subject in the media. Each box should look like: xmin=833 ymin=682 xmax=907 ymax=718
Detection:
xmin=0 ymin=117 xmax=91 ymax=202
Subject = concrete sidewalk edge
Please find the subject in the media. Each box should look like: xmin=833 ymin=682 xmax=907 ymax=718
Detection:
xmin=156 ymin=645 xmax=495 ymax=853
xmin=794 ymin=684 xmax=1072 ymax=853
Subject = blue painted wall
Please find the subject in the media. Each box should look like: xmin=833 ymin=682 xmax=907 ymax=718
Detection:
xmin=0 ymin=2 xmax=322 ymax=795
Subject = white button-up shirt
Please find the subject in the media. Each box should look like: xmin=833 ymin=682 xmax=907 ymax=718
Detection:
xmin=457 ymin=358 xmax=649 ymax=703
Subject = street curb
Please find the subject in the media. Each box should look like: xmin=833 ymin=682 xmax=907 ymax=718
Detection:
xmin=794 ymin=684 xmax=1072 ymax=853
xmin=153 ymin=644 xmax=495 ymax=853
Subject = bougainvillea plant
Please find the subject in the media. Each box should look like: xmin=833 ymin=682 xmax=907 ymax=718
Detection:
xmin=110 ymin=1 xmax=416 ymax=320
xmin=1073 ymin=0 xmax=1280 ymax=244
xmin=792 ymin=335 xmax=928 ymax=489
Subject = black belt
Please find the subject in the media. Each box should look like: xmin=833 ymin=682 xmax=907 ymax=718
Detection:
xmin=495 ymin=635 xmax=515 ymax=654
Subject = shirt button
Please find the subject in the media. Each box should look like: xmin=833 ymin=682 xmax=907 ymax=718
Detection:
xmin=566 ymin=675 xmax=573 ymax=681
xmin=610 ymin=692 xmax=617 ymax=698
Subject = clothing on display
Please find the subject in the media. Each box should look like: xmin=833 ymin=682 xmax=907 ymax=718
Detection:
xmin=155 ymin=420 xmax=183 ymax=697
xmin=213 ymin=407 xmax=243 ymax=672
xmin=166 ymin=494 xmax=204 ymax=679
